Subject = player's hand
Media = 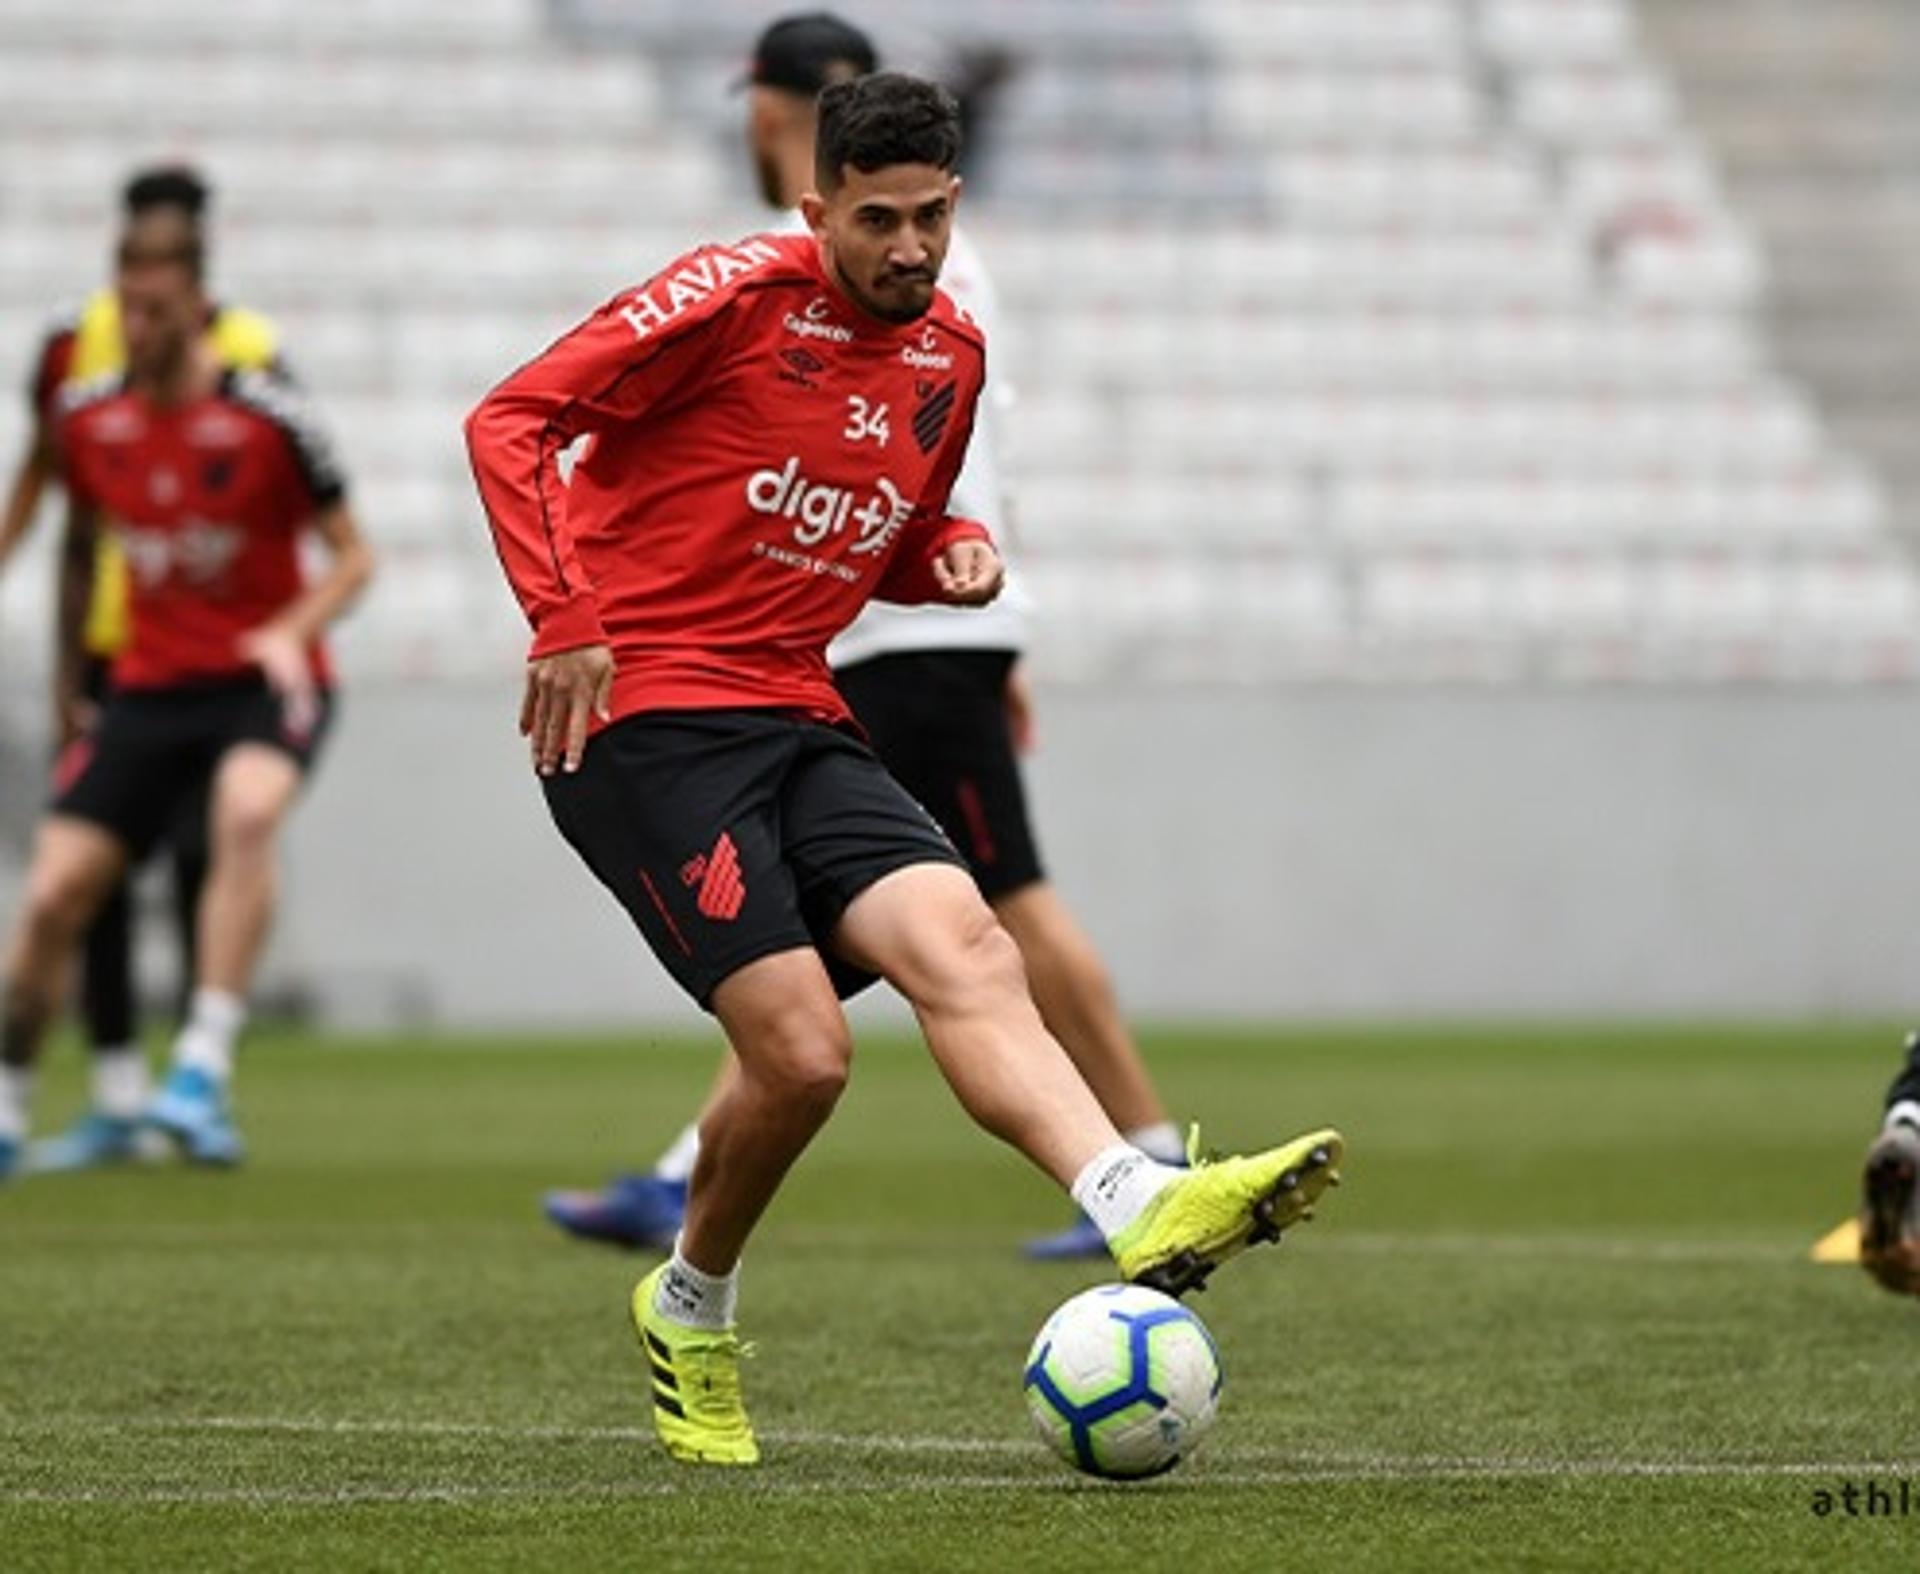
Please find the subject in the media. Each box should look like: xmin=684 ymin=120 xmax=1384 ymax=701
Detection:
xmin=933 ymin=539 xmax=1003 ymax=606
xmin=238 ymin=621 xmax=319 ymax=739
xmin=52 ymin=684 xmax=98 ymax=748
xmin=521 ymin=643 xmax=615 ymax=776
xmin=1004 ymin=659 xmax=1037 ymax=754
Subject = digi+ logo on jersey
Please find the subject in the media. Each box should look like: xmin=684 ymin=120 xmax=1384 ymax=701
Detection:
xmin=745 ymin=457 xmax=911 ymax=554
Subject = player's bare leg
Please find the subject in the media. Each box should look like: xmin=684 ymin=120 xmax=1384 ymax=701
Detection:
xmin=148 ymin=744 xmax=301 ymax=1166
xmin=993 ymin=882 xmax=1166 ymax=1134
xmin=677 ymin=950 xmax=852 ymax=1275
xmin=0 ymin=818 xmax=126 ymax=1173
xmin=194 ymin=745 xmax=301 ymax=993
xmin=634 ymin=948 xmax=849 ymax=1467
xmin=835 ymin=864 xmax=1119 ymax=1184
xmin=840 ymin=862 xmax=1341 ymax=1297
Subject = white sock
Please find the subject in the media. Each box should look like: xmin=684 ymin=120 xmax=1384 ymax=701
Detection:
xmin=1070 ymin=1144 xmax=1182 ymax=1242
xmin=1887 ymin=1101 xmax=1920 ymax=1134
xmin=172 ymin=989 xmax=247 ymax=1081
xmin=1125 ymin=1121 xmax=1186 ymax=1166
xmin=653 ymin=1239 xmax=739 ymax=1330
xmin=0 ymin=1065 xmax=33 ymax=1142
xmin=653 ymin=1122 xmax=701 ymax=1185
xmin=91 ymin=1046 xmax=151 ymax=1121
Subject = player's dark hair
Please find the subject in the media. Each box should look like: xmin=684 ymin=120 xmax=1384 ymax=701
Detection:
xmin=814 ymin=72 xmax=961 ymax=190
xmin=122 ymin=164 xmax=211 ymax=221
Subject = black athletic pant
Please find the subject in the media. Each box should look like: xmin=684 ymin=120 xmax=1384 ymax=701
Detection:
xmin=71 ymin=659 xmax=211 ymax=1050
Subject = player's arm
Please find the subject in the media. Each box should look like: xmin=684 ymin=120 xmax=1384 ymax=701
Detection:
xmin=237 ymin=499 xmax=374 ymax=706
xmin=0 ymin=329 xmax=72 ymax=572
xmin=0 ymin=430 xmax=56 ymax=572
xmin=874 ymin=377 xmax=1002 ymax=608
xmin=464 ymin=277 xmax=722 ymax=774
xmin=52 ymin=496 xmax=99 ymax=744
xmin=232 ymin=374 xmax=373 ymax=727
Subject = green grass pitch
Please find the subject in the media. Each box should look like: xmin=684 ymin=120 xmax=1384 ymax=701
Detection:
xmin=4 ymin=1023 xmax=1919 ymax=1571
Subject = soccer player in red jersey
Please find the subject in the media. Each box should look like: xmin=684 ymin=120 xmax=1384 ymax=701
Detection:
xmin=466 ymin=72 xmax=1341 ymax=1466
xmin=0 ymin=222 xmax=373 ymax=1178
xmin=543 ymin=11 xmax=1190 ymax=1264
xmin=0 ymin=168 xmax=288 ymax=1173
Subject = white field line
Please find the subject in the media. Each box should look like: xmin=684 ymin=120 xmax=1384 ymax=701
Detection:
xmin=0 ymin=1413 xmax=1909 ymax=1503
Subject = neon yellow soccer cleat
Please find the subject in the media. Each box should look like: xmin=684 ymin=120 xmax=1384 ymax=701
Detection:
xmin=630 ymin=1264 xmax=760 ymax=1465
xmin=1110 ymin=1127 xmax=1345 ymax=1297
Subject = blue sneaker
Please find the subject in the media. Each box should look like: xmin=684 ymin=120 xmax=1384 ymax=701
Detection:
xmin=544 ymin=1173 xmax=687 ymax=1251
xmin=28 ymin=1111 xmax=144 ymax=1173
xmin=147 ymin=1067 xmax=245 ymax=1167
xmin=0 ymin=1134 xmax=18 ymax=1183
xmin=1023 ymin=1211 xmax=1111 ymax=1261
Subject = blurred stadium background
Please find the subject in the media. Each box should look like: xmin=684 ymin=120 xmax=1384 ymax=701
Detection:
xmin=3 ymin=0 xmax=1918 ymax=1028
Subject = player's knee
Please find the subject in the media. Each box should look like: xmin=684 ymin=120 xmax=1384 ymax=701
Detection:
xmin=746 ymin=1004 xmax=852 ymax=1117
xmin=215 ymin=790 xmax=287 ymax=856
xmin=21 ymin=865 xmax=98 ymax=945
xmin=924 ymin=905 xmax=1028 ymax=1013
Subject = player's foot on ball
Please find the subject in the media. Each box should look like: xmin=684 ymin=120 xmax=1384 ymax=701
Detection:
xmin=630 ymin=1264 xmax=760 ymax=1466
xmin=1859 ymin=1122 xmax=1920 ymax=1296
xmin=146 ymin=1067 xmax=245 ymax=1167
xmin=1024 ymin=1210 xmax=1110 ymax=1261
xmin=1110 ymin=1127 xmax=1344 ymax=1298
xmin=544 ymin=1174 xmax=687 ymax=1251
xmin=28 ymin=1110 xmax=148 ymax=1173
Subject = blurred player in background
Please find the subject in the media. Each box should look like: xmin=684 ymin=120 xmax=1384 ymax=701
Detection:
xmin=544 ymin=9 xmax=1185 ymax=1264
xmin=0 ymin=216 xmax=372 ymax=1180
xmin=1858 ymin=1033 xmax=1920 ymax=1296
xmin=467 ymin=71 xmax=1341 ymax=1466
xmin=0 ymin=166 xmax=286 ymax=1172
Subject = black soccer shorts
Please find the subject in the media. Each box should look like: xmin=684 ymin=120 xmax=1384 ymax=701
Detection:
xmin=542 ymin=708 xmax=965 ymax=1010
xmin=834 ymin=649 xmax=1045 ymax=902
xmin=52 ymin=674 xmax=334 ymax=861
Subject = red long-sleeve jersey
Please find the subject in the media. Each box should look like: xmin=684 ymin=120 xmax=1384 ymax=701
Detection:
xmin=464 ymin=230 xmax=990 ymax=729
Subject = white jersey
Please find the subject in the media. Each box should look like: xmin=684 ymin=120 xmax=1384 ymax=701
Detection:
xmin=772 ymin=212 xmax=1032 ymax=666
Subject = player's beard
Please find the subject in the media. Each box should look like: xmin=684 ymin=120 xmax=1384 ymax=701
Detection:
xmin=837 ymin=260 xmax=937 ymax=325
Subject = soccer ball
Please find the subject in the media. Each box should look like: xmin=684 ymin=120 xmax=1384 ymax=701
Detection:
xmin=1022 ymin=1283 xmax=1223 ymax=1479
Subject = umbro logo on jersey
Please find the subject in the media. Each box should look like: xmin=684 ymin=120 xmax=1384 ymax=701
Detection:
xmin=680 ymin=831 xmax=746 ymax=921
xmin=746 ymin=457 xmax=911 ymax=553
xmin=777 ymin=347 xmax=827 ymax=389
xmin=912 ymin=380 xmax=958 ymax=455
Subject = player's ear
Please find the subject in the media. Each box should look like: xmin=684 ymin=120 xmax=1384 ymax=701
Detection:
xmin=799 ymin=191 xmax=828 ymax=236
xmin=947 ymin=174 xmax=963 ymax=214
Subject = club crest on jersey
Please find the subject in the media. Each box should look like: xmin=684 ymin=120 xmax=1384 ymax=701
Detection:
xmin=745 ymin=456 xmax=911 ymax=553
xmin=912 ymin=380 xmax=958 ymax=455
xmin=616 ymin=239 xmax=782 ymax=341
xmin=900 ymin=324 xmax=953 ymax=371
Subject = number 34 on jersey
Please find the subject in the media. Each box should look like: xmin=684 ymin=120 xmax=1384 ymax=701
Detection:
xmin=843 ymin=395 xmax=890 ymax=448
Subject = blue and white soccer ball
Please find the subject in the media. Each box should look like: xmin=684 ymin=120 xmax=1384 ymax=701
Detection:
xmin=1022 ymin=1283 xmax=1223 ymax=1479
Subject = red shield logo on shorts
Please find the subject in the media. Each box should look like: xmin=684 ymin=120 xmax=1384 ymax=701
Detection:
xmin=687 ymin=831 xmax=746 ymax=922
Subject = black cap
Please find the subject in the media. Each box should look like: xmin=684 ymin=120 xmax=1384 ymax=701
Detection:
xmin=740 ymin=12 xmax=877 ymax=95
